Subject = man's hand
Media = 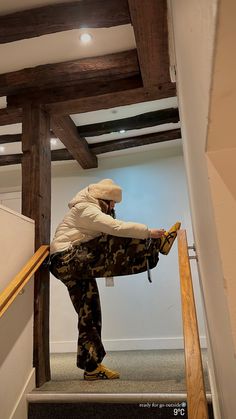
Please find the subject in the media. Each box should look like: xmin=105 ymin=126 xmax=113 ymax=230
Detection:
xmin=149 ymin=229 xmax=166 ymax=238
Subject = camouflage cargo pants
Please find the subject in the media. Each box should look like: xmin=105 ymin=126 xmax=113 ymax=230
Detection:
xmin=50 ymin=234 xmax=161 ymax=371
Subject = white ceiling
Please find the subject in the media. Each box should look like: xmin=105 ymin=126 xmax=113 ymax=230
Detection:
xmin=71 ymin=97 xmax=178 ymax=125
xmin=0 ymin=1 xmax=179 ymax=159
xmin=0 ymin=25 xmax=135 ymax=74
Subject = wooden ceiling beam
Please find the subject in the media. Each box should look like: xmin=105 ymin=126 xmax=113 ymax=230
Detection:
xmin=1 ymin=50 xmax=139 ymax=97
xmin=0 ymin=107 xmax=179 ymax=145
xmin=128 ymin=0 xmax=170 ymax=86
xmin=46 ymin=84 xmax=176 ymax=116
xmin=90 ymin=128 xmax=181 ymax=154
xmin=0 ymin=154 xmax=22 ymax=166
xmin=0 ymin=0 xmax=130 ymax=44
xmin=2 ymin=83 xmax=175 ymax=127
xmin=7 ymin=76 xmax=142 ymax=108
xmin=51 ymin=128 xmax=181 ymax=157
xmin=51 ymin=116 xmax=97 ymax=169
xmin=0 ymin=150 xmax=72 ymax=165
xmin=0 ymin=129 xmax=181 ymax=166
xmin=78 ymin=108 xmax=179 ymax=137
xmin=51 ymin=149 xmax=72 ymax=162
xmin=0 ymin=134 xmax=21 ymax=144
xmin=0 ymin=107 xmax=22 ymax=126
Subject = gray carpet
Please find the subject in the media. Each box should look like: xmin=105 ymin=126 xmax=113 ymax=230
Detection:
xmin=36 ymin=350 xmax=210 ymax=394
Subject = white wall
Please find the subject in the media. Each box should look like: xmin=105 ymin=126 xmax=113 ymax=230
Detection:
xmin=0 ymin=205 xmax=35 ymax=419
xmin=49 ymin=146 xmax=206 ymax=352
xmin=205 ymin=0 xmax=236 ymax=351
xmin=0 ymin=191 xmax=21 ymax=214
xmin=170 ymin=0 xmax=236 ymax=417
xmin=207 ymin=149 xmax=236 ymax=349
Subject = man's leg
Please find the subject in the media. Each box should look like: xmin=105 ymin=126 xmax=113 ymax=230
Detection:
xmin=73 ymin=235 xmax=161 ymax=278
xmin=50 ymin=254 xmax=120 ymax=380
xmin=67 ymin=278 xmax=106 ymax=372
xmin=70 ymin=280 xmax=120 ymax=380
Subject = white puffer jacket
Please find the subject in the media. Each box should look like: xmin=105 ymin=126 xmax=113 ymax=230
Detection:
xmin=50 ymin=186 xmax=149 ymax=254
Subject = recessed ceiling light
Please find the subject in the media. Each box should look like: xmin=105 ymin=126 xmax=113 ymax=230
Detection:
xmin=119 ymin=129 xmax=126 ymax=134
xmin=0 ymin=145 xmax=5 ymax=153
xmin=80 ymin=33 xmax=93 ymax=44
xmin=50 ymin=138 xmax=57 ymax=146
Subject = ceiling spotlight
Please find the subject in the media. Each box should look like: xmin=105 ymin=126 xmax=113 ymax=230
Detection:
xmin=119 ymin=129 xmax=126 ymax=134
xmin=0 ymin=145 xmax=5 ymax=153
xmin=80 ymin=33 xmax=93 ymax=44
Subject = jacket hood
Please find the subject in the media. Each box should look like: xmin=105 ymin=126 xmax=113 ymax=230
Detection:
xmin=68 ymin=179 xmax=122 ymax=209
xmin=68 ymin=187 xmax=99 ymax=209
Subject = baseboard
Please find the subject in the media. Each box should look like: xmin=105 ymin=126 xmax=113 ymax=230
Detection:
xmin=50 ymin=336 xmax=207 ymax=353
xmin=10 ymin=368 xmax=35 ymax=419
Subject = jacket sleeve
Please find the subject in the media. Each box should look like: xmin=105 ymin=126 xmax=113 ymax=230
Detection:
xmin=75 ymin=204 xmax=149 ymax=240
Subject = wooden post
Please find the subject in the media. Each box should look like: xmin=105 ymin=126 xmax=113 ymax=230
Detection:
xmin=21 ymin=103 xmax=51 ymax=387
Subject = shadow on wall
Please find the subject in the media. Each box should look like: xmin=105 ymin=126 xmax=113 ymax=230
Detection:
xmin=207 ymin=148 xmax=236 ymax=200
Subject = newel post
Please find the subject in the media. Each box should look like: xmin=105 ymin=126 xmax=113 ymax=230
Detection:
xmin=21 ymin=102 xmax=51 ymax=387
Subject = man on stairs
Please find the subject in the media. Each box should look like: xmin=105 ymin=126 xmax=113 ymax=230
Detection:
xmin=50 ymin=179 xmax=181 ymax=380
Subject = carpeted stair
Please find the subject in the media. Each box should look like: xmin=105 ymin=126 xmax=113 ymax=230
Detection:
xmin=28 ymin=350 xmax=214 ymax=418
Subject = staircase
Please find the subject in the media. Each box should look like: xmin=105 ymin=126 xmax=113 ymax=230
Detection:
xmin=0 ymin=230 xmax=215 ymax=418
xmin=27 ymin=350 xmax=214 ymax=418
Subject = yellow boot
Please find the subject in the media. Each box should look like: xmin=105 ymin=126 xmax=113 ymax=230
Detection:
xmin=84 ymin=364 xmax=120 ymax=381
xmin=159 ymin=222 xmax=181 ymax=255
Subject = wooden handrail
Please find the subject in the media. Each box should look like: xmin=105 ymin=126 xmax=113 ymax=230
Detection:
xmin=0 ymin=245 xmax=50 ymax=318
xmin=178 ymin=230 xmax=209 ymax=419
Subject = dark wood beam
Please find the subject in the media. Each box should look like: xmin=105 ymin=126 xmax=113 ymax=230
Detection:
xmin=51 ymin=149 xmax=72 ymax=162
xmin=51 ymin=116 xmax=97 ymax=169
xmin=21 ymin=103 xmax=51 ymax=387
xmin=0 ymin=0 xmax=130 ymax=44
xmin=128 ymin=0 xmax=170 ymax=86
xmin=7 ymin=75 xmax=142 ymax=108
xmin=0 ymin=108 xmax=179 ymax=144
xmin=0 ymin=150 xmax=72 ymax=165
xmin=78 ymin=108 xmax=179 ymax=137
xmin=51 ymin=129 xmax=181 ymax=158
xmin=0 ymin=107 xmax=22 ymax=126
xmin=0 ymin=134 xmax=21 ymax=144
xmin=0 ymin=150 xmax=71 ymax=165
xmin=0 ymin=128 xmax=181 ymax=166
xmin=50 ymin=129 xmax=181 ymax=159
xmin=1 ymin=50 xmax=139 ymax=97
xmin=90 ymin=128 xmax=181 ymax=154
xmin=0 ymin=107 xmax=179 ymax=144
xmin=0 ymin=153 xmax=22 ymax=165
xmin=46 ymin=84 xmax=176 ymax=116
xmin=0 ymin=132 xmax=60 ymax=144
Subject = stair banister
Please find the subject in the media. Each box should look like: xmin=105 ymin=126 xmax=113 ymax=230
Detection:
xmin=177 ymin=230 xmax=209 ymax=419
xmin=0 ymin=245 xmax=50 ymax=318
